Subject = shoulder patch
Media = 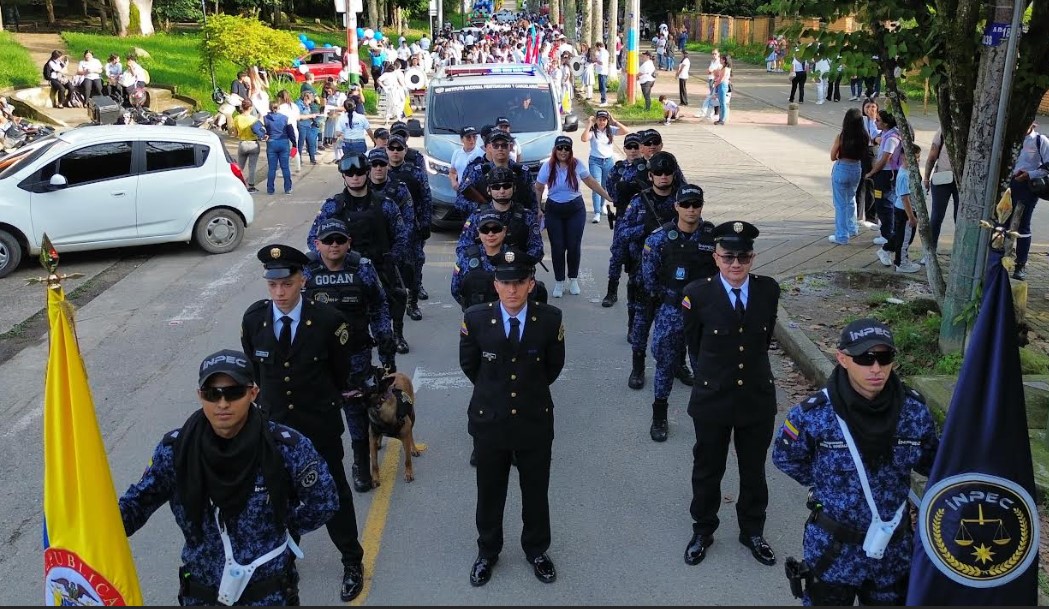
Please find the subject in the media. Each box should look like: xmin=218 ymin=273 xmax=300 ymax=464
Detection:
xmin=681 ymin=295 xmax=691 ymax=310
xmin=800 ymin=390 xmax=830 ymax=412
xmin=271 ymin=424 xmax=301 ymax=447
xmin=336 ymin=322 xmax=350 ymax=345
xmin=904 ymin=384 xmax=926 ymax=403
xmin=161 ymin=429 xmax=181 ymax=445
xmin=557 ymin=322 xmax=565 ymax=342
xmin=460 ymin=320 xmax=469 ymax=336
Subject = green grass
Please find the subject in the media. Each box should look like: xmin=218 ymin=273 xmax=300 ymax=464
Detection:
xmin=0 ymin=31 xmax=45 ymax=89
xmin=685 ymin=40 xmax=769 ymax=67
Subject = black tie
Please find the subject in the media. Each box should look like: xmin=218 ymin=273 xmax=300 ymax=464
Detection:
xmin=278 ymin=315 xmax=293 ymax=357
xmin=508 ymin=317 xmax=521 ymax=352
xmin=732 ymin=288 xmax=745 ymax=320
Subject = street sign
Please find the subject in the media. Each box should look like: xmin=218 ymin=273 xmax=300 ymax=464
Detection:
xmin=334 ymin=0 xmax=346 ymax=12
xmin=429 ymin=0 xmax=437 ymax=16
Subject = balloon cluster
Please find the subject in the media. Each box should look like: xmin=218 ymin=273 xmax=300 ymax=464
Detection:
xmin=354 ymin=27 xmax=385 ymax=42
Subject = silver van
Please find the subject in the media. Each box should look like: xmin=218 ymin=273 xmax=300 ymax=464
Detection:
xmin=422 ymin=63 xmax=579 ymax=229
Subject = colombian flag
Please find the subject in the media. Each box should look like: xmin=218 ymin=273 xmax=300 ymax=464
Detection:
xmin=42 ymin=285 xmax=142 ymax=605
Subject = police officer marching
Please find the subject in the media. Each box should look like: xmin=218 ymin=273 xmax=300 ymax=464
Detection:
xmin=639 ymin=184 xmax=715 ymax=442
xmin=601 ymin=131 xmax=646 ymax=308
xmin=367 ymin=147 xmax=421 ymax=324
xmin=386 ymin=127 xmax=434 ymax=305
xmin=241 ymin=244 xmax=367 ymax=601
xmin=455 ymin=128 xmax=539 ymax=216
xmin=680 ymin=221 xmax=779 ymax=569
xmin=459 ymin=249 xmax=565 ymax=587
xmin=119 ymin=350 xmax=339 ymax=606
xmin=308 ymin=153 xmax=411 ymax=354
xmin=615 ymin=150 xmax=693 ymax=391
xmin=453 ymin=210 xmax=548 ymax=310
xmin=456 ymin=165 xmax=545 ymax=263
xmin=303 ymin=218 xmax=397 ymax=493
xmin=773 ymin=319 xmax=939 ymax=605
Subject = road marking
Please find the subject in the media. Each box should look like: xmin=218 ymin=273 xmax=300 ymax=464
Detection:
xmin=348 ymin=366 xmax=423 ymax=606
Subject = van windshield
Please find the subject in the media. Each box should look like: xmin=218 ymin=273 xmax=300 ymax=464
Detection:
xmin=429 ymin=83 xmax=558 ymax=134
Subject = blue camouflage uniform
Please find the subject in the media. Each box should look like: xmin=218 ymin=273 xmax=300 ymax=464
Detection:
xmin=457 ymin=203 xmax=544 ymax=262
xmin=620 ymin=188 xmax=683 ymax=351
xmin=450 ymin=243 xmax=504 ymax=308
xmin=389 ymin=160 xmax=433 ymax=291
xmin=307 ymin=190 xmax=410 ymax=264
xmin=640 ymin=220 xmax=716 ymax=402
xmin=772 ymin=386 xmax=939 ymax=605
xmin=455 ymin=157 xmax=539 ymax=217
xmin=119 ymin=421 xmax=338 ymax=606
xmin=370 ymin=177 xmax=418 ymax=292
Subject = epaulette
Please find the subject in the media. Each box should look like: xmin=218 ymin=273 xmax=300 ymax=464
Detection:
xmin=161 ymin=429 xmax=181 ymax=445
xmin=464 ymin=302 xmax=492 ymax=315
xmin=245 ymin=299 xmax=270 ymax=315
xmin=904 ymin=384 xmax=926 ymax=404
xmin=305 ymin=250 xmax=321 ymax=262
xmin=800 ymin=390 xmax=830 ymax=412
xmin=271 ymin=424 xmax=301 ymax=447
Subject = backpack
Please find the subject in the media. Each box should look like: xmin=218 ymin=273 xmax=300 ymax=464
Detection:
xmin=43 ymin=62 xmax=50 ymax=81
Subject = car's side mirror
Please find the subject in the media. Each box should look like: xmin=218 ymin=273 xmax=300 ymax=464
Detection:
xmin=48 ymin=174 xmax=68 ymax=190
xmin=563 ymin=113 xmax=579 ymax=132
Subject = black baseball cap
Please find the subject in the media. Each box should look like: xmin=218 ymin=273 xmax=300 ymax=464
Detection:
xmin=487 ymin=130 xmax=513 ymax=144
xmin=838 ymin=319 xmax=895 ymax=355
xmin=624 ymin=133 xmax=642 ymax=146
xmin=390 ymin=121 xmax=409 ymax=137
xmin=316 ymin=218 xmax=350 ymax=239
xmin=387 ymin=133 xmax=407 ymax=147
xmin=476 ymin=211 xmax=506 ymax=229
xmin=257 ymin=244 xmax=310 ymax=279
xmin=595 ymin=110 xmax=610 ymax=119
xmin=460 ymin=126 xmax=478 ymax=137
xmin=368 ymin=147 xmax=390 ymax=163
xmin=677 ymin=184 xmax=704 ymax=205
xmin=554 ymin=135 xmax=573 ymax=148
xmin=496 ymin=116 xmax=510 ymax=126
xmin=373 ymin=128 xmax=391 ymax=140
xmin=641 ymin=129 xmax=663 ymax=145
xmin=198 ymin=349 xmax=255 ymax=388
xmin=712 ymin=221 xmax=760 ymax=252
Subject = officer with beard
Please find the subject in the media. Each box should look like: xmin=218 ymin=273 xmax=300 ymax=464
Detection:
xmin=308 ymin=153 xmax=411 ymax=354
xmin=457 ymin=165 xmax=544 ymax=262
xmin=304 ymin=218 xmax=396 ymax=493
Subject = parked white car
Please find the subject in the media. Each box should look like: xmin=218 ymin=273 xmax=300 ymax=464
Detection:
xmin=0 ymin=125 xmax=254 ymax=278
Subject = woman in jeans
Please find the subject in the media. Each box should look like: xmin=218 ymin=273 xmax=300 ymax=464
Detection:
xmin=865 ymin=110 xmax=903 ymax=247
xmin=827 ymin=108 xmax=867 ymax=244
xmin=262 ymin=101 xmax=296 ymax=195
xmin=581 ymin=109 xmax=629 ymax=223
xmin=534 ymin=136 xmax=613 ymax=298
xmin=713 ymin=55 xmax=732 ymax=125
xmin=856 ymin=98 xmax=882 ymax=227
xmin=230 ymin=99 xmax=266 ymax=193
xmin=335 ymin=99 xmax=372 ymax=160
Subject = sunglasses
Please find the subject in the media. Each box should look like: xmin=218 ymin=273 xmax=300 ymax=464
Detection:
xmin=677 ymin=201 xmax=702 ymax=209
xmin=489 ymin=181 xmax=514 ymax=190
xmin=624 ymin=144 xmax=640 ymax=150
xmin=201 ymin=385 xmax=251 ymax=402
xmin=387 ymin=146 xmax=406 ymax=152
xmin=478 ymin=224 xmax=505 ymax=234
xmin=716 ymin=252 xmax=755 ymax=264
xmin=320 ymin=235 xmax=349 ymax=245
xmin=370 ymin=161 xmax=388 ymax=168
xmin=850 ymin=349 xmax=896 ymax=366
xmin=490 ymin=142 xmax=510 ymax=149
xmin=344 ymin=168 xmax=369 ymax=177
xmin=643 ymin=140 xmax=662 ymax=146
xmin=650 ymin=169 xmax=674 ymax=177
xmin=555 ymin=145 xmax=572 ymax=152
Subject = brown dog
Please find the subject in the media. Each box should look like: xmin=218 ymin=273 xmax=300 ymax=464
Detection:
xmin=366 ymin=371 xmax=421 ymax=485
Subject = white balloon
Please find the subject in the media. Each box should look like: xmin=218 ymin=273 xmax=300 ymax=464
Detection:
xmin=364 ymin=28 xmax=374 ymax=39
xmin=298 ymin=64 xmax=309 ymax=74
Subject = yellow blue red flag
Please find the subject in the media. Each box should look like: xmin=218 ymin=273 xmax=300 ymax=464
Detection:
xmin=42 ymin=284 xmax=143 ymax=606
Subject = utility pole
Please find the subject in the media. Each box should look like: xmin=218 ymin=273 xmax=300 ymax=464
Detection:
xmin=626 ymin=0 xmax=638 ymax=104
xmin=337 ymin=0 xmax=362 ymax=85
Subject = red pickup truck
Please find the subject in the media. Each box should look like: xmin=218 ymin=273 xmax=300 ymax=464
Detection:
xmin=273 ymin=49 xmax=370 ymax=84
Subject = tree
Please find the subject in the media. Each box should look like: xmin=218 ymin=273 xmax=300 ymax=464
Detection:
xmin=550 ymin=0 xmax=559 ymax=29
xmin=770 ymin=0 xmax=1049 ymax=353
xmin=153 ymin=0 xmax=199 ymax=30
xmin=200 ymin=14 xmax=303 ymax=73
xmin=110 ymin=0 xmax=156 ymax=35
xmin=607 ymin=0 xmax=618 ymax=79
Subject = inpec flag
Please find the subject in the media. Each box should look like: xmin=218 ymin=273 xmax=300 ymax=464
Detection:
xmin=43 ymin=284 xmax=142 ymax=605
xmin=907 ymin=262 xmax=1039 ymax=605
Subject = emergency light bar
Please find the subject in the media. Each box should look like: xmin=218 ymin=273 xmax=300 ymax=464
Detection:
xmin=443 ymin=65 xmax=537 ymax=77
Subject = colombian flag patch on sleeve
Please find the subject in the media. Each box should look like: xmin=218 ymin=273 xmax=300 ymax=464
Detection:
xmin=460 ymin=320 xmax=469 ymax=336
xmin=782 ymin=419 xmax=799 ymax=440
xmin=681 ymin=295 xmax=691 ymax=310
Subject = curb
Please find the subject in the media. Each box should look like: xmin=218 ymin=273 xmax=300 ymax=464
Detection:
xmin=772 ymin=299 xmax=835 ymax=387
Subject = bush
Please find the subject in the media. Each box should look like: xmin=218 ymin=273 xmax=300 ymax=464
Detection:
xmin=200 ymin=15 xmax=304 ymax=74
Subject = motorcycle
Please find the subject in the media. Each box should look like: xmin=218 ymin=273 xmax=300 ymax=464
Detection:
xmin=210 ymin=91 xmax=244 ymax=132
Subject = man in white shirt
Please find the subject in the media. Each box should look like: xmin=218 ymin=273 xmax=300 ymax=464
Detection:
xmin=676 ymin=51 xmax=691 ymax=105
xmin=638 ymin=51 xmax=656 ymax=110
xmin=594 ymin=41 xmax=611 ymax=106
xmin=419 ymin=35 xmax=431 ymax=51
xmin=813 ymin=56 xmax=830 ymax=105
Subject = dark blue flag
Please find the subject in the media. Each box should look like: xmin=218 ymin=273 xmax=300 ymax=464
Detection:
xmin=907 ymin=262 xmax=1040 ymax=605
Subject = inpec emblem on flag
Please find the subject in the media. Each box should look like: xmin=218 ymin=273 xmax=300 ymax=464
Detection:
xmin=918 ymin=473 xmax=1038 ymax=588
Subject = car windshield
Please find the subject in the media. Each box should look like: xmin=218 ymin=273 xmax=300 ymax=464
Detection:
xmin=429 ymin=83 xmax=557 ymax=134
xmin=0 ymin=136 xmax=64 ymax=180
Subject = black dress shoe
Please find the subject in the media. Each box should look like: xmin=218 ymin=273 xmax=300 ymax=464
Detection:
xmin=684 ymin=533 xmax=713 ymax=565
xmin=650 ymin=417 xmax=668 ymax=442
xmin=470 ymin=556 xmax=497 ymax=587
xmin=341 ymin=563 xmax=364 ymax=601
xmin=531 ymin=553 xmax=557 ymax=583
xmin=395 ymin=335 xmax=410 ymax=354
xmin=674 ymin=364 xmax=694 ymax=386
xmin=738 ymin=534 xmax=776 ymax=566
xmin=407 ymin=301 xmax=422 ymax=320
xmin=417 ymin=285 xmax=429 ymax=300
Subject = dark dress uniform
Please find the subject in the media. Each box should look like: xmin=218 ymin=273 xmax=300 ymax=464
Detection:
xmin=681 ymin=222 xmax=781 ymax=567
xmin=241 ymin=244 xmax=366 ymax=600
xmin=459 ymin=250 xmax=565 ymax=584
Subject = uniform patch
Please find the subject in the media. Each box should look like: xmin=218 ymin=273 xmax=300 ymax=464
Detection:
xmin=454 ymin=264 xmax=461 ymax=274
xmin=782 ymin=419 xmax=799 ymax=440
xmin=299 ymin=461 xmax=320 ymax=488
xmin=460 ymin=320 xmax=469 ymax=336
xmin=682 ymin=295 xmax=692 ymax=310
xmin=336 ymin=322 xmax=349 ymax=345
xmin=557 ymin=323 xmax=565 ymax=342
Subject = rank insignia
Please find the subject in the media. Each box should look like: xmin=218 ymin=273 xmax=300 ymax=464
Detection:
xmin=336 ymin=322 xmax=349 ymax=345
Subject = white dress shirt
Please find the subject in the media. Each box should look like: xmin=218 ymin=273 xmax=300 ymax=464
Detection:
xmin=719 ymin=275 xmax=750 ymax=309
xmin=271 ymin=299 xmax=303 ymax=343
xmin=500 ymin=303 xmax=528 ymax=338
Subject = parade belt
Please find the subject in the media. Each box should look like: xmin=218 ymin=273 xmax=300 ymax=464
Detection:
xmin=179 ymin=567 xmax=291 ymax=604
xmin=809 ymin=510 xmax=905 ymax=545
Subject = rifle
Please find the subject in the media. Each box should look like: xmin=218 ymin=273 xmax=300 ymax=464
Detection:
xmin=464 ymin=184 xmax=489 ymax=206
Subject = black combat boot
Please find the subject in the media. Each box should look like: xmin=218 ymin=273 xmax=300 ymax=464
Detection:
xmin=407 ymin=292 xmax=422 ymax=320
xmin=628 ymin=350 xmax=646 ymax=390
xmin=675 ymin=354 xmax=694 ymax=386
xmin=650 ymin=398 xmax=669 ymax=442
xmin=601 ymin=278 xmax=619 ymax=307
xmin=393 ymin=321 xmax=410 ymax=354
xmin=350 ymin=440 xmax=373 ymax=493
xmin=417 ymin=284 xmax=429 ymax=300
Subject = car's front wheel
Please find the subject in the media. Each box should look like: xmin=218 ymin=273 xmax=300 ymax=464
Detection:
xmin=194 ymin=208 xmax=245 ymax=254
xmin=0 ymin=229 xmax=23 ymax=279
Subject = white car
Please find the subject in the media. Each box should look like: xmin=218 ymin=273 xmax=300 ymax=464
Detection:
xmin=0 ymin=125 xmax=254 ymax=278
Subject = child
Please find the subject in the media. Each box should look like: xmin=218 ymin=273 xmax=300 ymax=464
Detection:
xmin=889 ymin=143 xmax=922 ymax=273
xmin=659 ymin=94 xmax=678 ymax=125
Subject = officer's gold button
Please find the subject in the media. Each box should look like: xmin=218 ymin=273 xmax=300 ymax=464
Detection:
xmin=479 ymin=410 xmax=484 ymax=415
xmin=511 ymin=392 xmax=517 ymax=398
xmin=313 ymin=357 xmax=318 ymax=361
xmin=511 ymin=409 xmax=517 ymax=415
xmin=737 ymin=379 xmax=743 ymax=386
xmin=739 ymin=327 xmax=743 ymax=333
xmin=286 ymin=390 xmax=292 ymax=396
xmin=545 ymin=408 xmax=550 ymax=413
xmin=714 ymin=329 xmax=718 ymax=335
xmin=703 ymin=381 xmax=708 ymax=386
xmin=511 ymin=357 xmax=517 ymax=363
xmin=511 ymin=374 xmax=517 ymax=380
xmin=763 ymin=326 xmax=767 ymax=331
xmin=739 ymin=363 xmax=744 ymax=369
xmin=536 ymin=357 xmax=540 ymax=362
xmin=288 ymin=404 xmax=295 ymax=409
xmin=739 ymin=346 xmax=744 ymax=352
xmin=284 ymin=376 xmax=290 ymax=382
xmin=284 ymin=362 xmax=290 ymax=368
xmin=306 ymin=320 xmax=312 ymax=326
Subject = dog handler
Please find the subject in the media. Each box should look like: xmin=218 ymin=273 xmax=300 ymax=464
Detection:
xmin=118 ymin=350 xmax=339 ymax=605
xmin=459 ymin=248 xmax=566 ymax=587
xmin=241 ymin=244 xmax=368 ymax=601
